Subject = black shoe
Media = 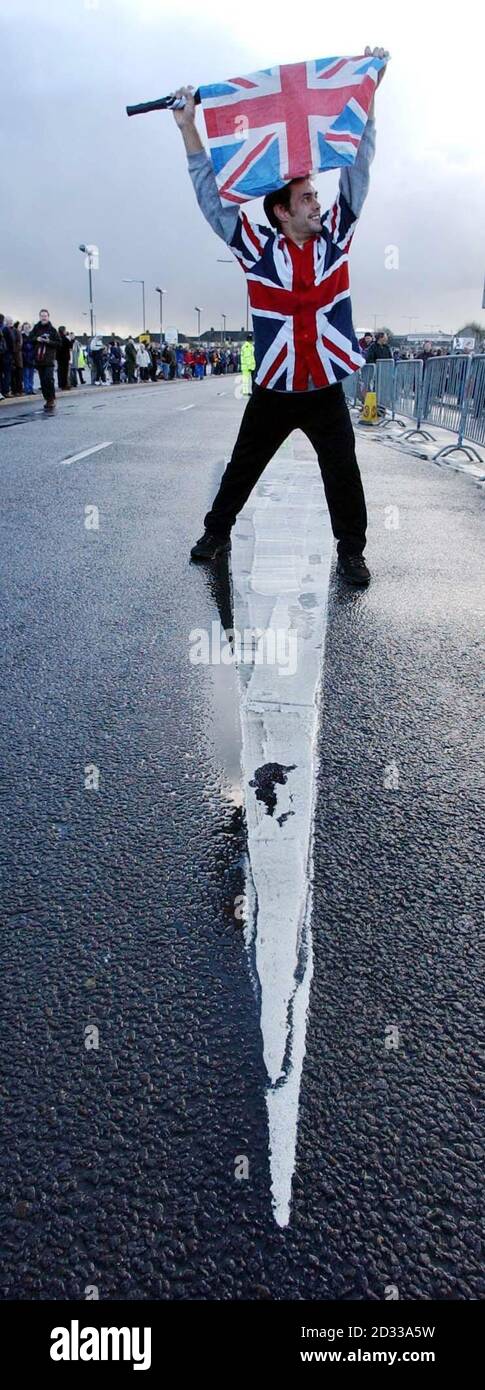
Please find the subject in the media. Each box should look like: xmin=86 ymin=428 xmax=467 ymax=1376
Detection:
xmin=336 ymin=552 xmax=371 ymax=586
xmin=190 ymin=530 xmax=230 ymax=562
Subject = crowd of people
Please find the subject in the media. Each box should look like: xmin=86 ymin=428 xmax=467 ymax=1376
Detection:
xmin=2 ymin=313 xmax=483 ymax=412
xmin=358 ymin=331 xmax=485 ymax=364
xmin=0 ymin=311 xmax=244 ymax=408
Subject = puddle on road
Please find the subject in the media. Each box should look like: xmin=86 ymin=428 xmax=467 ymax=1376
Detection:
xmin=209 ymin=655 xmax=244 ymax=808
xmin=203 ymin=553 xmax=244 ymax=809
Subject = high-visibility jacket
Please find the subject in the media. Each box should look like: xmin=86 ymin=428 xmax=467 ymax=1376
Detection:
xmin=240 ymin=339 xmax=255 ymax=372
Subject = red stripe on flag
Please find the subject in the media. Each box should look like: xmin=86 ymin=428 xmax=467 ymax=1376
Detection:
xmin=218 ymin=132 xmax=275 ymax=204
xmin=249 ymin=278 xmax=295 ymax=316
xmin=317 ymin=59 xmax=348 ymax=81
xmin=260 ymin=343 xmax=287 ymax=387
xmin=325 ymin=132 xmax=360 ymax=146
xmin=322 ymin=335 xmax=355 ymax=370
xmin=241 ymin=212 xmax=266 ymax=255
xmin=227 ymin=76 xmax=259 ymax=89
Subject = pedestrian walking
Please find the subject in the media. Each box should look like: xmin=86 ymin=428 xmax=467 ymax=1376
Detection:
xmin=57 ymin=326 xmax=72 ymax=389
xmin=175 ymin=344 xmax=185 ymax=378
xmin=365 ymin=331 xmax=392 ymax=363
xmin=161 ymin=345 xmax=172 ymax=380
xmin=21 ymin=322 xmax=35 ymax=394
xmin=108 ymin=338 xmax=122 ymax=383
xmin=184 ymin=346 xmax=195 ymax=378
xmin=358 ymin=331 xmax=374 ymax=358
xmin=70 ymin=337 xmax=85 ymax=385
xmin=149 ymin=343 xmax=159 ymax=381
xmin=136 ymin=343 xmax=151 ymax=380
xmin=30 ymin=309 xmax=61 ymax=412
xmin=11 ymin=322 xmax=24 ymax=395
xmin=240 ymin=333 xmax=256 ymax=396
xmin=124 ymin=336 xmax=137 ymax=382
xmin=90 ymin=333 xmax=106 ymax=384
xmin=0 ymin=315 xmax=14 ymax=397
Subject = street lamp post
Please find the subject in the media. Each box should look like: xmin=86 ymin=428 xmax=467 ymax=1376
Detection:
xmin=217 ymin=257 xmax=249 ymax=335
xmin=155 ymin=287 xmax=165 ymax=347
xmin=79 ymin=244 xmax=96 ymax=336
xmin=122 ymin=278 xmax=146 ymax=334
xmin=221 ymin=313 xmax=227 ymax=346
xmin=194 ymin=306 xmax=202 ymax=339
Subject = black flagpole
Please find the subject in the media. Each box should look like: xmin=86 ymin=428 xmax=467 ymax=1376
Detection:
xmin=126 ymin=90 xmax=201 ymax=117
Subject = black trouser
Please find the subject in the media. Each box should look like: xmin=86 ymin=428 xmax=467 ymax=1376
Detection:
xmin=57 ymin=359 xmax=70 ymax=389
xmin=92 ymin=351 xmax=105 ymax=383
xmin=204 ymin=381 xmax=367 ymax=557
xmin=0 ymin=353 xmax=12 ymax=395
xmin=38 ymin=364 xmax=56 ymax=403
xmin=12 ymin=360 xmax=23 ymax=394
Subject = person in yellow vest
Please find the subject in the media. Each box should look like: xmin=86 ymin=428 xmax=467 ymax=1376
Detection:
xmin=240 ymin=332 xmax=255 ymax=396
xmin=77 ymin=343 xmax=87 ymax=384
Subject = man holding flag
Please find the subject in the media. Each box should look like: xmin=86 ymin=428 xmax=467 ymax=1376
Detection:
xmin=174 ymin=45 xmax=388 ymax=585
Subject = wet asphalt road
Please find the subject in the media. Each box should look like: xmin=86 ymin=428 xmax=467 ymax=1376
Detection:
xmin=0 ymin=378 xmax=483 ymax=1300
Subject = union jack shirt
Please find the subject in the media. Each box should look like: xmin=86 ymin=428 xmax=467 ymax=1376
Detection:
xmin=188 ymin=115 xmax=376 ymax=393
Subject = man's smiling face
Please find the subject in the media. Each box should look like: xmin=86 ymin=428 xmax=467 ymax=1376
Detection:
xmin=274 ymin=177 xmax=322 ymax=244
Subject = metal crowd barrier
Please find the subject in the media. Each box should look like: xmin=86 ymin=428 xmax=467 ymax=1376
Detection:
xmin=460 ymin=354 xmax=485 ymax=453
xmin=360 ymin=362 xmax=375 ymax=399
xmin=393 ymin=359 xmax=423 ymax=425
xmin=342 ymin=353 xmax=485 ymax=465
xmin=341 ymin=372 xmax=359 ymax=406
xmin=342 ymin=361 xmax=374 ymax=408
xmin=375 ymin=359 xmax=395 ymax=414
xmin=402 ymin=354 xmax=483 ymax=461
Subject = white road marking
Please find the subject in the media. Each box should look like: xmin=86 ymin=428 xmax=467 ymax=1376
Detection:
xmin=231 ymin=441 xmax=333 ymax=1228
xmin=59 ymin=439 xmax=113 ymax=467
xmin=177 ymin=403 xmax=196 ymax=412
xmin=61 ymin=441 xmax=113 ymax=466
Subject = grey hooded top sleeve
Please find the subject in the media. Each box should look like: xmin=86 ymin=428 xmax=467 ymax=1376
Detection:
xmin=338 ymin=115 xmax=376 ymax=218
xmin=186 ymin=150 xmax=240 ymax=243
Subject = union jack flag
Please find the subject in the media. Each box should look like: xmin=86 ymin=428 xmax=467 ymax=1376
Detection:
xmin=198 ymin=55 xmax=385 ymax=204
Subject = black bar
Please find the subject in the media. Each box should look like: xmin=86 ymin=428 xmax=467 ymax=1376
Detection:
xmin=0 ymin=1299 xmax=481 ymax=1375
xmin=126 ymin=90 xmax=201 ymax=117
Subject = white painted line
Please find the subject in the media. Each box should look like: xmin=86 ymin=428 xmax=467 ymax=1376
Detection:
xmin=177 ymin=403 xmax=196 ymax=412
xmin=61 ymin=441 xmax=113 ymax=466
xmin=231 ymin=441 xmax=333 ymax=1228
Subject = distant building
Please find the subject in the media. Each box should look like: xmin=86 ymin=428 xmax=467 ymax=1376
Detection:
xmin=404 ymin=331 xmax=453 ymax=348
xmin=198 ymin=328 xmax=248 ymax=344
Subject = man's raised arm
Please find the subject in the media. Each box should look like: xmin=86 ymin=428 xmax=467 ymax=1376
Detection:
xmin=335 ymin=44 xmax=389 ymax=222
xmin=172 ymin=85 xmax=239 ymax=244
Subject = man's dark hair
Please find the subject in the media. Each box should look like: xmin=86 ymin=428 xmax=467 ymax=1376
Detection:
xmin=263 ymin=181 xmax=297 ymax=230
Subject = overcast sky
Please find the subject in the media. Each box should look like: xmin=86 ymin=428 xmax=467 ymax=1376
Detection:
xmin=1 ymin=0 xmax=484 ymax=339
